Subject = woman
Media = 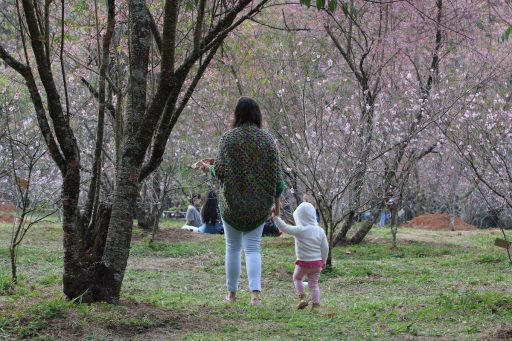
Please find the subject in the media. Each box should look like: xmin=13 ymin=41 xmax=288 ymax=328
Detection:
xmin=198 ymin=191 xmax=223 ymax=234
xmin=185 ymin=194 xmax=202 ymax=227
xmin=199 ymin=97 xmax=286 ymax=305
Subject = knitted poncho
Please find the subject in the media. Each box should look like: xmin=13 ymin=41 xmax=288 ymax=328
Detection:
xmin=210 ymin=122 xmax=286 ymax=231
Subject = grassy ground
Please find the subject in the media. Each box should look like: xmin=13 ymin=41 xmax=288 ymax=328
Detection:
xmin=0 ymin=218 xmax=511 ymax=340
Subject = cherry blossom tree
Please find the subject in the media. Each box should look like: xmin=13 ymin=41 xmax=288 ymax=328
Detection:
xmin=0 ymin=0 xmax=271 ymax=303
xmin=190 ymin=0 xmax=511 ymax=251
xmin=1 ymin=0 xmax=511 ymax=301
xmin=1 ymin=93 xmax=60 ymax=285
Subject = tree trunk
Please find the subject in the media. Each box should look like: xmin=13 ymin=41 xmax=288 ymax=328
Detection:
xmin=62 ymin=208 xmax=111 ymax=302
xmin=149 ymin=202 xmax=164 ymax=243
xmin=62 ymin=167 xmax=112 ymax=302
xmin=9 ymin=247 xmax=17 ymax=285
xmin=136 ymin=204 xmax=157 ymax=231
xmin=349 ymin=209 xmax=380 ymax=244
xmin=95 ymin=148 xmax=142 ymax=303
xmin=324 ymin=220 xmax=334 ymax=268
xmin=390 ymin=206 xmax=399 ymax=249
xmin=89 ymin=0 xmax=151 ymax=303
xmin=89 ymin=204 xmax=112 ymax=258
xmin=137 ymin=172 xmax=161 ymax=231
xmin=333 ymin=210 xmax=355 ymax=246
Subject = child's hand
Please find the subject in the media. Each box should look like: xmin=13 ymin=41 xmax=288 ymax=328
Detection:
xmin=271 ymin=199 xmax=281 ymax=218
xmin=271 ymin=205 xmax=280 ymax=218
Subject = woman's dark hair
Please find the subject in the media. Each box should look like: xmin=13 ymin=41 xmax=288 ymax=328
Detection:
xmin=201 ymin=191 xmax=219 ymax=225
xmin=231 ymin=97 xmax=262 ymax=129
xmin=189 ymin=193 xmax=201 ymax=204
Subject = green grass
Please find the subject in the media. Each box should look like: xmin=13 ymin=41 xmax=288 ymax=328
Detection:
xmin=0 ymin=221 xmax=511 ymax=340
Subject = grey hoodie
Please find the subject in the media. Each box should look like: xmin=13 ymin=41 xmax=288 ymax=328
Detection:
xmin=274 ymin=202 xmax=329 ymax=263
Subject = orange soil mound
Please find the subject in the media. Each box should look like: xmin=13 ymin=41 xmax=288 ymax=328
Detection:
xmin=402 ymin=213 xmax=477 ymax=231
xmin=0 ymin=201 xmax=17 ymax=223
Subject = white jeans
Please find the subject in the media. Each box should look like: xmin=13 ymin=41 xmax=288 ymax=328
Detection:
xmin=223 ymin=220 xmax=264 ymax=292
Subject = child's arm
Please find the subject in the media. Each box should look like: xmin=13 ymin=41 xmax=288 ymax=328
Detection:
xmin=320 ymin=231 xmax=329 ymax=265
xmin=273 ymin=216 xmax=302 ymax=237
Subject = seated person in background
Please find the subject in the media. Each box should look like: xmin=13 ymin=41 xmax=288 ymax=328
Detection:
xmin=185 ymin=194 xmax=202 ymax=228
xmin=199 ymin=191 xmax=224 ymax=234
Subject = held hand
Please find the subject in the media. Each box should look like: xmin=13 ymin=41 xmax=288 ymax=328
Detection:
xmin=271 ymin=201 xmax=281 ymax=218
xmin=270 ymin=205 xmax=276 ymax=218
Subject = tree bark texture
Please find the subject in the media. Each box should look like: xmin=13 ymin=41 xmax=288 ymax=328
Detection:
xmin=349 ymin=209 xmax=380 ymax=244
xmin=95 ymin=0 xmax=151 ymax=303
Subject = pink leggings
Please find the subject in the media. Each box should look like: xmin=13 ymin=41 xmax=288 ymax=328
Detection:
xmin=293 ymin=265 xmax=321 ymax=304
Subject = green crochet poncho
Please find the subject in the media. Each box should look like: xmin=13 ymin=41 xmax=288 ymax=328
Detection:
xmin=210 ymin=122 xmax=286 ymax=231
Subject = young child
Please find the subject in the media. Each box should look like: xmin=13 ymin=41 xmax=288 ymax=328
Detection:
xmin=272 ymin=202 xmax=329 ymax=309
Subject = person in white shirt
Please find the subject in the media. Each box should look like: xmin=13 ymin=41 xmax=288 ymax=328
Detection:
xmin=182 ymin=194 xmax=202 ymax=232
xmin=272 ymin=202 xmax=329 ymax=309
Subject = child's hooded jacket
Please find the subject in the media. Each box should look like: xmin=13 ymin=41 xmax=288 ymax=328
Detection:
xmin=274 ymin=202 xmax=329 ymax=264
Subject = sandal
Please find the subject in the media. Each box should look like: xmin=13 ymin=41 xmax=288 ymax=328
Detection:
xmin=225 ymin=293 xmax=236 ymax=303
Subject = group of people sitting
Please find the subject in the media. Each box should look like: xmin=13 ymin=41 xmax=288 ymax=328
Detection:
xmin=182 ymin=191 xmax=224 ymax=234
xmin=182 ymin=191 xmax=283 ymax=236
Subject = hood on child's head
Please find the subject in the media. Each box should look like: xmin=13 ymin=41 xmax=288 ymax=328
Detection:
xmin=293 ymin=202 xmax=318 ymax=227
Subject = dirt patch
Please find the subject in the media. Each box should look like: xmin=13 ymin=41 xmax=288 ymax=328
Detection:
xmin=0 ymin=200 xmax=17 ymax=223
xmin=268 ymin=268 xmax=293 ymax=282
xmin=8 ymin=301 xmax=216 ymax=341
xmin=396 ymin=228 xmax=483 ymax=241
xmin=402 ymin=213 xmax=477 ymax=231
xmin=490 ymin=325 xmax=512 ymax=340
xmin=134 ymin=227 xmax=218 ymax=244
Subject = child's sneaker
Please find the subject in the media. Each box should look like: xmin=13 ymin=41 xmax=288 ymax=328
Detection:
xmin=297 ymin=295 xmax=308 ymax=309
xmin=311 ymin=303 xmax=321 ymax=311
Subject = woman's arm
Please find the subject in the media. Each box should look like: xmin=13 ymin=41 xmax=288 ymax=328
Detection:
xmin=274 ymin=142 xmax=286 ymax=197
xmin=211 ymin=135 xmax=227 ymax=181
xmin=273 ymin=198 xmax=281 ymax=217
